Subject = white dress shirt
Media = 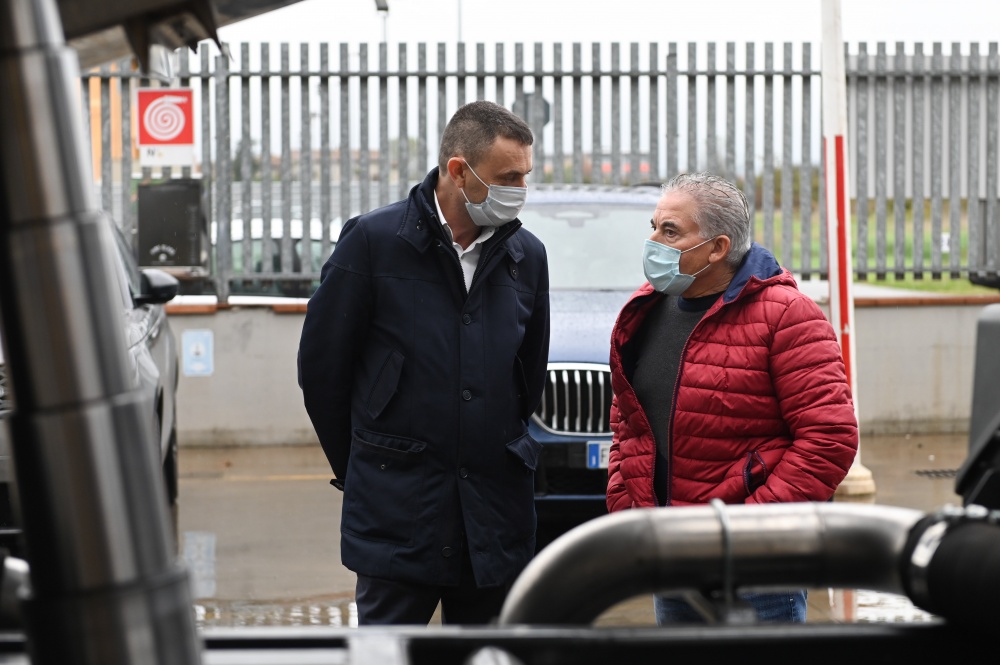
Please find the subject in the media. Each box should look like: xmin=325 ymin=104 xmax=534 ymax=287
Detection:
xmin=434 ymin=191 xmax=495 ymax=291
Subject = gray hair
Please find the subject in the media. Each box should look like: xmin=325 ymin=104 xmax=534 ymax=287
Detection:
xmin=438 ymin=101 xmax=533 ymax=172
xmin=662 ymin=172 xmax=752 ymax=267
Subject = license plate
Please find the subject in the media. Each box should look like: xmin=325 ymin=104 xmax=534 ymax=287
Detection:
xmin=587 ymin=441 xmax=611 ymax=469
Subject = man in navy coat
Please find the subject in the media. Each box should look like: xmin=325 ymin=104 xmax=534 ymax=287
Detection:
xmin=299 ymin=101 xmax=550 ymax=625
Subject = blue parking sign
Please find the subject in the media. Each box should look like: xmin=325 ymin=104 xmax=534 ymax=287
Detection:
xmin=182 ymin=329 xmax=214 ymax=377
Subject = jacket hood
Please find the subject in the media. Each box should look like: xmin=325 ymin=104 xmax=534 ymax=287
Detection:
xmin=722 ymin=242 xmax=795 ymax=303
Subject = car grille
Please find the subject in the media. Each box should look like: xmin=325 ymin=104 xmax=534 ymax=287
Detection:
xmin=533 ymin=363 xmax=613 ymax=435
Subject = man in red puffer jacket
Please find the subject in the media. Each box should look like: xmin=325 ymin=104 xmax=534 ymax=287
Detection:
xmin=606 ymin=172 xmax=858 ymax=624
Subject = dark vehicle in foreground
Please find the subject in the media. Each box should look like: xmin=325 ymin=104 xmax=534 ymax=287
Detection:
xmin=0 ymin=222 xmax=181 ymax=556
xmin=522 ymin=185 xmax=662 ymax=547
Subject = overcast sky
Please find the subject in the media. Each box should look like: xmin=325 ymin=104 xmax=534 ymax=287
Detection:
xmin=218 ymin=0 xmax=1000 ymax=48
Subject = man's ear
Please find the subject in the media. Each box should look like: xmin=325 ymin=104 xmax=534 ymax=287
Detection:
xmin=447 ymin=157 xmax=467 ymax=186
xmin=709 ymin=235 xmax=732 ymax=264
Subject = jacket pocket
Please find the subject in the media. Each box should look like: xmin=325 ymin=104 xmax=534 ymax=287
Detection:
xmin=501 ymin=433 xmax=541 ymax=543
xmin=341 ymin=429 xmax=429 ymax=545
xmin=743 ymin=450 xmax=768 ymax=495
xmin=506 ymin=432 xmax=542 ymax=471
xmin=365 ymin=348 xmax=404 ymax=419
xmin=353 ymin=428 xmax=425 ymax=457
xmin=513 ymin=355 xmax=531 ymax=418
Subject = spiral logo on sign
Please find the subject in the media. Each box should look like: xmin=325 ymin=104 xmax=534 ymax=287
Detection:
xmin=143 ymin=95 xmax=188 ymax=141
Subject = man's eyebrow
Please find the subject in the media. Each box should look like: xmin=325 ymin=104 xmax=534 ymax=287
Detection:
xmin=497 ymin=167 xmax=530 ymax=178
xmin=652 ymin=217 xmax=680 ymax=229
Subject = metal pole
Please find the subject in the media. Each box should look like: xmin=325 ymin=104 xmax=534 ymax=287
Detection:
xmin=0 ymin=0 xmax=201 ymax=662
xmin=821 ymin=0 xmax=875 ymax=497
xmin=500 ymin=503 xmax=923 ymax=625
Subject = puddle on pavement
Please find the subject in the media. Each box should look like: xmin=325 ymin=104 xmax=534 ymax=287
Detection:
xmin=818 ymin=589 xmax=937 ymax=625
xmin=194 ymin=600 xmax=359 ymax=628
xmin=853 ymin=590 xmax=936 ymax=623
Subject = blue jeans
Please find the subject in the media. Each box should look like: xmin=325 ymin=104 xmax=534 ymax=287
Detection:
xmin=654 ymin=590 xmax=807 ymax=624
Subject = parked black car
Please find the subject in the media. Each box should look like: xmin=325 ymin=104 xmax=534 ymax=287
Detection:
xmin=521 ymin=184 xmax=663 ymax=548
xmin=0 ymin=221 xmax=181 ymax=556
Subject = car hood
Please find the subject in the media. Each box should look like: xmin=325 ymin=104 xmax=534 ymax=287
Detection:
xmin=548 ymin=290 xmax=635 ymax=365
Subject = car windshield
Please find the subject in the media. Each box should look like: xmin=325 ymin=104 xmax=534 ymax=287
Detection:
xmin=519 ymin=202 xmax=652 ymax=290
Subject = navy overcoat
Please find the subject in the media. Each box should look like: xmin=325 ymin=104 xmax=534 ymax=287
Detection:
xmin=299 ymin=168 xmax=550 ymax=587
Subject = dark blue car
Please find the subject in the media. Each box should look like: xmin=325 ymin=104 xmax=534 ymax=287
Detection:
xmin=521 ymin=184 xmax=663 ymax=549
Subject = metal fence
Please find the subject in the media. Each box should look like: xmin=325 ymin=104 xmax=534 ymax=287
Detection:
xmin=82 ymin=41 xmax=1000 ymax=300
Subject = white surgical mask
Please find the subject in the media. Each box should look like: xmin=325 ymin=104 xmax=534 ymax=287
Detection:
xmin=642 ymin=237 xmax=714 ymax=296
xmin=460 ymin=161 xmax=527 ymax=227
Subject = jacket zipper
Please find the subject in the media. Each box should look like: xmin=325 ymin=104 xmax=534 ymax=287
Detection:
xmin=663 ymin=294 xmax=727 ymax=507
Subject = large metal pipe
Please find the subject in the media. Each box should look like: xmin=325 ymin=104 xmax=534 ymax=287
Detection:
xmin=0 ymin=0 xmax=200 ymax=662
xmin=499 ymin=502 xmax=925 ymax=625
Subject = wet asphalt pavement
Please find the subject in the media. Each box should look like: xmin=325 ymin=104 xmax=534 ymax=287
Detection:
xmin=178 ymin=433 xmax=970 ymax=628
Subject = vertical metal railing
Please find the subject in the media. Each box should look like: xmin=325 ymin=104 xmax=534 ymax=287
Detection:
xmin=80 ymin=41 xmax=1000 ymax=301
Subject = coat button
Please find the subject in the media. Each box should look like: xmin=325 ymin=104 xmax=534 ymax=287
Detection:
xmin=460 ymin=468 xmax=468 ymax=478
xmin=462 ymin=314 xmax=472 ymax=325
xmin=510 ymin=266 xmax=518 ymax=279
xmin=416 ymin=223 xmax=423 ymax=231
xmin=442 ymin=546 xmax=454 ymax=558
xmin=380 ymin=464 xmax=386 ymax=470
xmin=462 ymin=390 xmax=472 ymax=400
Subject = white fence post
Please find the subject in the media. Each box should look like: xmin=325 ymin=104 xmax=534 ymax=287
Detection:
xmin=822 ymin=0 xmax=875 ymax=497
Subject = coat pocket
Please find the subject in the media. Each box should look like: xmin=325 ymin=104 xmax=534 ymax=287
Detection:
xmin=506 ymin=432 xmax=542 ymax=472
xmin=742 ymin=450 xmax=769 ymax=495
xmin=365 ymin=348 xmax=404 ymax=419
xmin=501 ymin=432 xmax=541 ymax=543
xmin=341 ymin=429 xmax=428 ymax=545
xmin=513 ymin=355 xmax=531 ymax=419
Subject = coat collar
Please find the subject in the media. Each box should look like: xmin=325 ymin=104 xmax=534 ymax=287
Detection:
xmin=397 ymin=167 xmax=525 ymax=262
xmin=613 ymin=243 xmax=796 ymax=356
xmin=720 ymin=242 xmax=795 ymax=304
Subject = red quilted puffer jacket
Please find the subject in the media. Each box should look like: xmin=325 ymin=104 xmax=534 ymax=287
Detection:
xmin=606 ymin=243 xmax=858 ymax=512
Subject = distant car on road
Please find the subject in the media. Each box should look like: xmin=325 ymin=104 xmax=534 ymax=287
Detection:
xmin=522 ymin=184 xmax=662 ymax=549
xmin=224 ymin=217 xmax=340 ymax=298
xmin=0 ymin=221 xmax=181 ymax=555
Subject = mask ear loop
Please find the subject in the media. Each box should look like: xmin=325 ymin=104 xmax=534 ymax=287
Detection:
xmin=463 ymin=160 xmax=488 ymax=187
xmin=684 ymin=236 xmax=718 ymax=279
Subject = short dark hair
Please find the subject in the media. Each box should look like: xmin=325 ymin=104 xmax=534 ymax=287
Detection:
xmin=438 ymin=101 xmax=533 ymax=172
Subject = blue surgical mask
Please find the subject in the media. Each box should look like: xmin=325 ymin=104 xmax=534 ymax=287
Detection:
xmin=460 ymin=162 xmax=527 ymax=227
xmin=642 ymin=237 xmax=714 ymax=296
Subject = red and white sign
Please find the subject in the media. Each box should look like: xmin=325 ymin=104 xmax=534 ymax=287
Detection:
xmin=136 ymin=88 xmax=194 ymax=166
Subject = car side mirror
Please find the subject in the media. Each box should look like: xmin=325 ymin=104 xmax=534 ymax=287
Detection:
xmin=136 ymin=268 xmax=180 ymax=305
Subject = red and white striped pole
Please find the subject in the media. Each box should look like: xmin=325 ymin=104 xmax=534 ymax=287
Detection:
xmin=821 ymin=0 xmax=874 ymax=496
